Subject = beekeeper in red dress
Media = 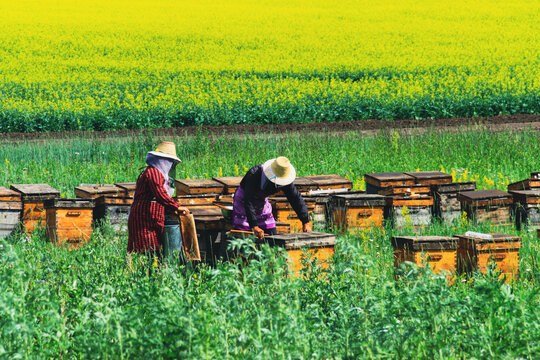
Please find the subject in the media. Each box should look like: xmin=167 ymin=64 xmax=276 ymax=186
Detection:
xmin=128 ymin=141 xmax=190 ymax=256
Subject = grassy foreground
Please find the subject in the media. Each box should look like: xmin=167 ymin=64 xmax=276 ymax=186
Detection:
xmin=0 ymin=0 xmax=539 ymax=132
xmin=0 ymin=128 xmax=539 ymax=358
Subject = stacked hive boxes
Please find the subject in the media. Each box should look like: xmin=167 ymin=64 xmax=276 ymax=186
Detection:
xmin=0 ymin=187 xmax=22 ymax=239
xmin=75 ymin=184 xmax=132 ymax=232
xmin=458 ymin=190 xmax=514 ymax=226
xmin=508 ymin=172 xmax=540 ymax=230
xmin=10 ymin=184 xmax=60 ymax=233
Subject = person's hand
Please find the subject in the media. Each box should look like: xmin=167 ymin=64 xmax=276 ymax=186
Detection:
xmin=303 ymin=222 xmax=312 ymax=233
xmin=253 ymin=226 xmax=265 ymax=240
xmin=177 ymin=206 xmax=190 ymax=216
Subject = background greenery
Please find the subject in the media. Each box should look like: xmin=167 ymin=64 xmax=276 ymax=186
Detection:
xmin=0 ymin=0 xmax=539 ymax=132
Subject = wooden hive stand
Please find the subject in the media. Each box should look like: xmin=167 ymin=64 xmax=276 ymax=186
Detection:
xmin=391 ymin=236 xmax=458 ymax=276
xmin=330 ymin=193 xmax=385 ymax=234
xmin=44 ymin=198 xmax=94 ymax=249
xmin=456 ymin=233 xmax=521 ymax=282
xmin=10 ymin=184 xmax=60 ymax=233
xmin=431 ymin=182 xmax=477 ymax=224
xmin=0 ymin=186 xmax=22 ymax=239
xmin=458 ymin=190 xmax=514 ymax=226
xmin=257 ymin=232 xmax=336 ymax=277
xmin=509 ymin=189 xmax=540 ymax=231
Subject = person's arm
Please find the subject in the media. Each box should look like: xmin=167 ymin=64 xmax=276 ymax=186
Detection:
xmin=146 ymin=167 xmax=182 ymax=213
xmin=283 ymin=183 xmax=311 ymax=231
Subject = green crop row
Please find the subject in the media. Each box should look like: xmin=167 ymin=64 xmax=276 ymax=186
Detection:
xmin=0 ymin=0 xmax=539 ymax=132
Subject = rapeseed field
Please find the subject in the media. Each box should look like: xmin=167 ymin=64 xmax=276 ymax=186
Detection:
xmin=0 ymin=0 xmax=538 ymax=131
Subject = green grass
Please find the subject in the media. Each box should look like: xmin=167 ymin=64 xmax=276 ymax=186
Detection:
xmin=1 ymin=128 xmax=539 ymax=358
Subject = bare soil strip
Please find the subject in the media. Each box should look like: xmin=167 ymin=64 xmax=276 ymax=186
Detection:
xmin=1 ymin=114 xmax=539 ymax=143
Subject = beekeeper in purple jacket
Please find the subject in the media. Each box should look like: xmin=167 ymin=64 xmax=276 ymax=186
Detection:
xmin=232 ymin=156 xmax=312 ymax=239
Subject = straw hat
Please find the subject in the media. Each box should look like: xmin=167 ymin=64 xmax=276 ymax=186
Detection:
xmin=262 ymin=157 xmax=296 ymax=186
xmin=147 ymin=141 xmax=182 ymax=163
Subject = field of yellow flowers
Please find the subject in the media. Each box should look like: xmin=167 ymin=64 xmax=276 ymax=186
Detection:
xmin=0 ymin=0 xmax=538 ymax=132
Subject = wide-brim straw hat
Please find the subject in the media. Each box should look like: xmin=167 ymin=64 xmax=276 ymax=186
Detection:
xmin=262 ymin=157 xmax=296 ymax=186
xmin=147 ymin=141 xmax=182 ymax=163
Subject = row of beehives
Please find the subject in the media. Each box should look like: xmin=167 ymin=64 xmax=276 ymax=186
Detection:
xmin=1 ymin=171 xmax=539 ymax=247
xmin=392 ymin=232 xmax=521 ymax=283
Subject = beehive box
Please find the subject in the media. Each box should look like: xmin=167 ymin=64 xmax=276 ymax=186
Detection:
xmin=458 ymin=190 xmax=513 ymax=226
xmin=275 ymin=221 xmax=291 ymax=234
xmin=391 ymin=236 xmax=458 ymax=274
xmin=456 ymin=233 xmax=521 ymax=282
xmin=74 ymin=184 xmax=123 ymax=199
xmin=303 ymin=175 xmax=352 ymax=192
xmin=258 ymin=232 xmax=336 ymax=276
xmin=93 ymin=196 xmax=133 ymax=232
xmin=386 ymin=196 xmax=434 ymax=228
xmin=10 ymin=184 xmax=60 ymax=233
xmin=175 ymin=179 xmax=224 ymax=195
xmin=176 ymin=194 xmax=220 ymax=205
xmin=114 ymin=182 xmax=137 ymax=197
xmin=509 ymin=189 xmax=540 ymax=230
xmin=0 ymin=200 xmax=22 ymax=239
xmin=432 ymin=182 xmax=477 ymax=224
xmin=404 ymin=171 xmax=453 ymax=186
xmin=212 ymin=176 xmax=242 ymax=195
xmin=269 ymin=197 xmax=316 ymax=233
xmin=44 ymin=199 xmax=94 ymax=249
xmin=507 ymin=177 xmax=540 ymax=191
xmin=303 ymin=194 xmax=332 ymax=230
xmin=364 ymin=172 xmax=416 ymax=194
xmin=330 ymin=193 xmax=385 ymax=233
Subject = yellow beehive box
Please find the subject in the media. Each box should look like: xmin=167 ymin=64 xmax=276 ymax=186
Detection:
xmin=44 ymin=199 xmax=94 ymax=249
xmin=10 ymin=184 xmax=60 ymax=233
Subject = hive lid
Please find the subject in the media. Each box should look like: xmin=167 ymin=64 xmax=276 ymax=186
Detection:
xmin=212 ymin=177 xmax=242 ymax=187
xmin=404 ymin=171 xmax=452 ymax=185
xmin=260 ymin=231 xmax=336 ymax=250
xmin=455 ymin=232 xmax=521 ymax=244
xmin=115 ymin=182 xmax=137 ymax=192
xmin=43 ymin=198 xmax=94 ymax=209
xmin=10 ymin=184 xmax=60 ymax=199
xmin=0 ymin=186 xmax=21 ymax=200
xmin=293 ymin=177 xmax=318 ymax=188
xmin=176 ymin=179 xmax=224 ymax=188
xmin=391 ymin=236 xmax=458 ymax=250
xmin=432 ymin=181 xmax=477 ymax=193
xmin=458 ymin=189 xmax=512 ymax=201
xmin=74 ymin=184 xmax=123 ymax=198
xmin=364 ymin=172 xmax=415 ymax=188
xmin=303 ymin=175 xmax=352 ymax=187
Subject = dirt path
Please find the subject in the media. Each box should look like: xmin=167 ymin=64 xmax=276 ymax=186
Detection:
xmin=1 ymin=114 xmax=539 ymax=142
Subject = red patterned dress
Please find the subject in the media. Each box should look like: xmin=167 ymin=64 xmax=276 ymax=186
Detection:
xmin=128 ymin=166 xmax=180 ymax=253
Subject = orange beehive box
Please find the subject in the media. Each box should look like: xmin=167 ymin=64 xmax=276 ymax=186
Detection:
xmin=10 ymin=184 xmax=60 ymax=233
xmin=385 ymin=196 xmax=434 ymax=228
xmin=212 ymin=176 xmax=242 ymax=195
xmin=175 ymin=179 xmax=224 ymax=195
xmin=258 ymin=232 xmax=335 ymax=277
xmin=0 ymin=186 xmax=21 ymax=202
xmin=391 ymin=236 xmax=458 ymax=274
xmin=44 ymin=198 xmax=94 ymax=249
xmin=507 ymin=178 xmax=540 ymax=191
xmin=269 ymin=197 xmax=316 ymax=233
xmin=330 ymin=193 xmax=385 ymax=233
xmin=114 ymin=182 xmax=137 ymax=197
xmin=379 ymin=185 xmax=431 ymax=197
xmin=74 ymin=184 xmax=123 ymax=199
xmin=509 ymin=189 xmax=540 ymax=230
xmin=458 ymin=190 xmax=513 ymax=226
xmin=456 ymin=233 xmax=521 ymax=282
